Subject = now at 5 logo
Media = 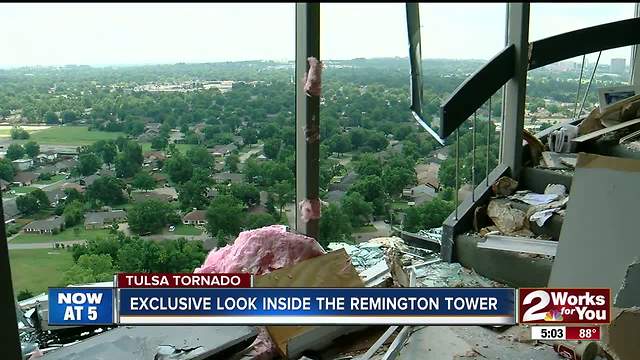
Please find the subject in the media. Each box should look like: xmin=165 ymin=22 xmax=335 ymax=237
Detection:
xmin=518 ymin=288 xmax=610 ymax=324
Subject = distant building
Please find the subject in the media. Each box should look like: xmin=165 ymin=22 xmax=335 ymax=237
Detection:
xmin=23 ymin=216 xmax=64 ymax=235
xmin=12 ymin=159 xmax=33 ymax=171
xmin=182 ymin=210 xmax=207 ymax=226
xmin=211 ymin=172 xmax=244 ymax=184
xmin=0 ymin=179 xmax=10 ymax=192
xmin=209 ymin=144 xmax=238 ymax=157
xmin=132 ymin=191 xmax=173 ymax=203
xmin=402 ymin=184 xmax=437 ymax=205
xmin=12 ymin=171 xmax=39 ymax=186
xmin=611 ymin=58 xmax=626 ymax=74
xmin=84 ymin=210 xmax=127 ymax=229
xmin=168 ymin=130 xmax=186 ymax=144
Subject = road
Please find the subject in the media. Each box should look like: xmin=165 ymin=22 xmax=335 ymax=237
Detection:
xmin=8 ymin=240 xmax=85 ymax=250
xmin=239 ymin=144 xmax=264 ymax=163
xmin=353 ymin=220 xmax=391 ymax=243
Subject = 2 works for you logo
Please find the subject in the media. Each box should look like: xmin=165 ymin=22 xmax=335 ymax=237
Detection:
xmin=518 ymin=288 xmax=610 ymax=324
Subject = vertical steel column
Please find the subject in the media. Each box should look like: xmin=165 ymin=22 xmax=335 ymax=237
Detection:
xmin=471 ymin=112 xmax=477 ymax=202
xmin=631 ymin=3 xmax=640 ymax=86
xmin=295 ymin=3 xmax=320 ymax=239
xmin=501 ymin=3 xmax=530 ymax=178
xmin=0 ymin=198 xmax=21 ymax=359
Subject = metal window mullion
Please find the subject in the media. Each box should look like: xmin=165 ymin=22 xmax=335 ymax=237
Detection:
xmin=295 ymin=3 xmax=320 ymax=239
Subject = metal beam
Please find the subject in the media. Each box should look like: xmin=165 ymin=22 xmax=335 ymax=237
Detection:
xmin=439 ymin=45 xmax=515 ymax=139
xmin=295 ymin=3 xmax=320 ymax=239
xmin=529 ymin=18 xmax=640 ymax=70
xmin=632 ymin=3 xmax=640 ymax=86
xmin=501 ymin=3 xmax=529 ymax=178
xmin=0 ymin=195 xmax=22 ymax=359
xmin=478 ymin=234 xmax=558 ymax=257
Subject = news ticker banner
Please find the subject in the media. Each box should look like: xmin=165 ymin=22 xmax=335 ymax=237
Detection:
xmin=47 ymin=274 xmax=611 ymax=327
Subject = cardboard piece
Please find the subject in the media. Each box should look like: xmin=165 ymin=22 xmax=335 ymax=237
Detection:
xmin=572 ymin=117 xmax=640 ymax=143
xmin=602 ymin=307 xmax=640 ymax=360
xmin=253 ymin=249 xmax=364 ymax=359
xmin=549 ymin=153 xmax=640 ymax=296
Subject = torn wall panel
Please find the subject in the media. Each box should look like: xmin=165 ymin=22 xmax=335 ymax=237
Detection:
xmin=549 ymin=153 xmax=640 ymax=295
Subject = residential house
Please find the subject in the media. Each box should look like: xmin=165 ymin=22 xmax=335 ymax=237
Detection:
xmin=206 ymin=187 xmax=218 ymax=199
xmin=143 ymin=151 xmax=166 ymax=169
xmin=36 ymin=150 xmax=58 ymax=164
xmin=209 ymin=144 xmax=238 ymax=157
xmin=151 ymin=173 xmax=168 ymax=186
xmin=182 ymin=210 xmax=207 ymax=226
xmin=84 ymin=210 xmax=127 ymax=229
xmin=211 ymin=172 xmax=244 ymax=185
xmin=0 ymin=179 xmax=10 ymax=192
xmin=12 ymin=159 xmax=33 ymax=171
xmin=132 ymin=191 xmax=173 ymax=203
xmin=23 ymin=216 xmax=64 ymax=235
xmin=62 ymin=182 xmax=85 ymax=194
xmin=12 ymin=172 xmax=39 ymax=186
xmin=402 ymin=184 xmax=437 ymax=206
xmin=46 ymin=188 xmax=68 ymax=207
xmin=168 ymin=130 xmax=185 ymax=144
xmin=80 ymin=174 xmax=100 ymax=187
xmin=54 ymin=159 xmax=78 ymax=174
xmin=415 ymin=162 xmax=441 ymax=190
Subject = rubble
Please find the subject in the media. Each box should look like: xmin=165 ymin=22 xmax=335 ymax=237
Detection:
xmin=486 ymin=199 xmax=532 ymax=236
xmin=491 ymin=176 xmax=518 ymax=196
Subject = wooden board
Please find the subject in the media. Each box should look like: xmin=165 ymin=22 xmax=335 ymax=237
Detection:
xmin=254 ymin=249 xmax=364 ymax=359
xmin=572 ymin=117 xmax=640 ymax=143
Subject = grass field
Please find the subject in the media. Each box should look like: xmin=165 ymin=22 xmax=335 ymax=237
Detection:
xmin=28 ymin=126 xmax=125 ymax=145
xmin=34 ymin=174 xmax=65 ymax=185
xmin=353 ymin=224 xmax=377 ymax=233
xmin=11 ymin=226 xmax=111 ymax=244
xmin=11 ymin=186 xmax=37 ymax=195
xmin=172 ymin=224 xmax=203 ymax=236
xmin=10 ymin=248 xmax=73 ymax=294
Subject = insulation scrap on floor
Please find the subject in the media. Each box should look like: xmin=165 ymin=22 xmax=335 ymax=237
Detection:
xmin=194 ymin=225 xmax=327 ymax=360
xmin=194 ymin=225 xmax=325 ymax=275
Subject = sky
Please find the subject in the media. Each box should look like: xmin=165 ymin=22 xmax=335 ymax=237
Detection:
xmin=0 ymin=3 xmax=635 ymax=68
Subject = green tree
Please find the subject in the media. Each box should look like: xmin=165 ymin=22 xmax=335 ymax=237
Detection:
xmin=63 ymin=254 xmax=114 ymax=284
xmin=63 ymin=200 xmax=85 ymax=227
xmin=263 ymin=138 xmax=281 ymax=159
xmin=23 ymin=141 xmax=40 ymax=158
xmin=17 ymin=289 xmax=34 ymax=301
xmin=224 ymin=153 xmax=240 ymax=172
xmin=382 ymin=166 xmax=416 ymax=196
xmin=340 ymin=192 xmax=373 ymax=227
xmin=132 ymin=171 xmax=156 ymax=191
xmin=244 ymin=212 xmax=276 ymax=230
xmin=402 ymin=198 xmax=455 ymax=232
xmin=128 ymin=200 xmax=174 ymax=235
xmin=178 ymin=179 xmax=209 ymax=210
xmin=10 ymin=126 xmax=29 ymax=140
xmin=186 ymin=146 xmax=214 ymax=170
xmin=205 ymin=195 xmax=244 ymax=237
xmin=271 ymin=181 xmax=293 ymax=216
xmin=240 ymin=128 xmax=258 ymax=147
xmin=318 ymin=204 xmax=352 ymax=248
xmin=355 ymin=153 xmax=382 ymax=176
xmin=230 ymin=182 xmax=260 ymax=208
xmin=165 ymin=153 xmax=193 ymax=184
xmin=0 ymin=158 xmax=15 ymax=181
xmin=151 ymin=135 xmax=168 ymax=150
xmin=77 ymin=153 xmax=102 ymax=176
xmin=45 ymin=111 xmax=59 ymax=124
xmin=16 ymin=194 xmax=39 ymax=215
xmin=86 ymin=176 xmax=126 ymax=205
xmin=5 ymin=143 xmax=24 ymax=160
xmin=31 ymin=188 xmax=50 ymax=209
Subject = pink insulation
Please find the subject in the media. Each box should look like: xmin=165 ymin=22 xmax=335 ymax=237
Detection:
xmin=194 ymin=225 xmax=325 ymax=275
xmin=194 ymin=225 xmax=326 ymax=359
